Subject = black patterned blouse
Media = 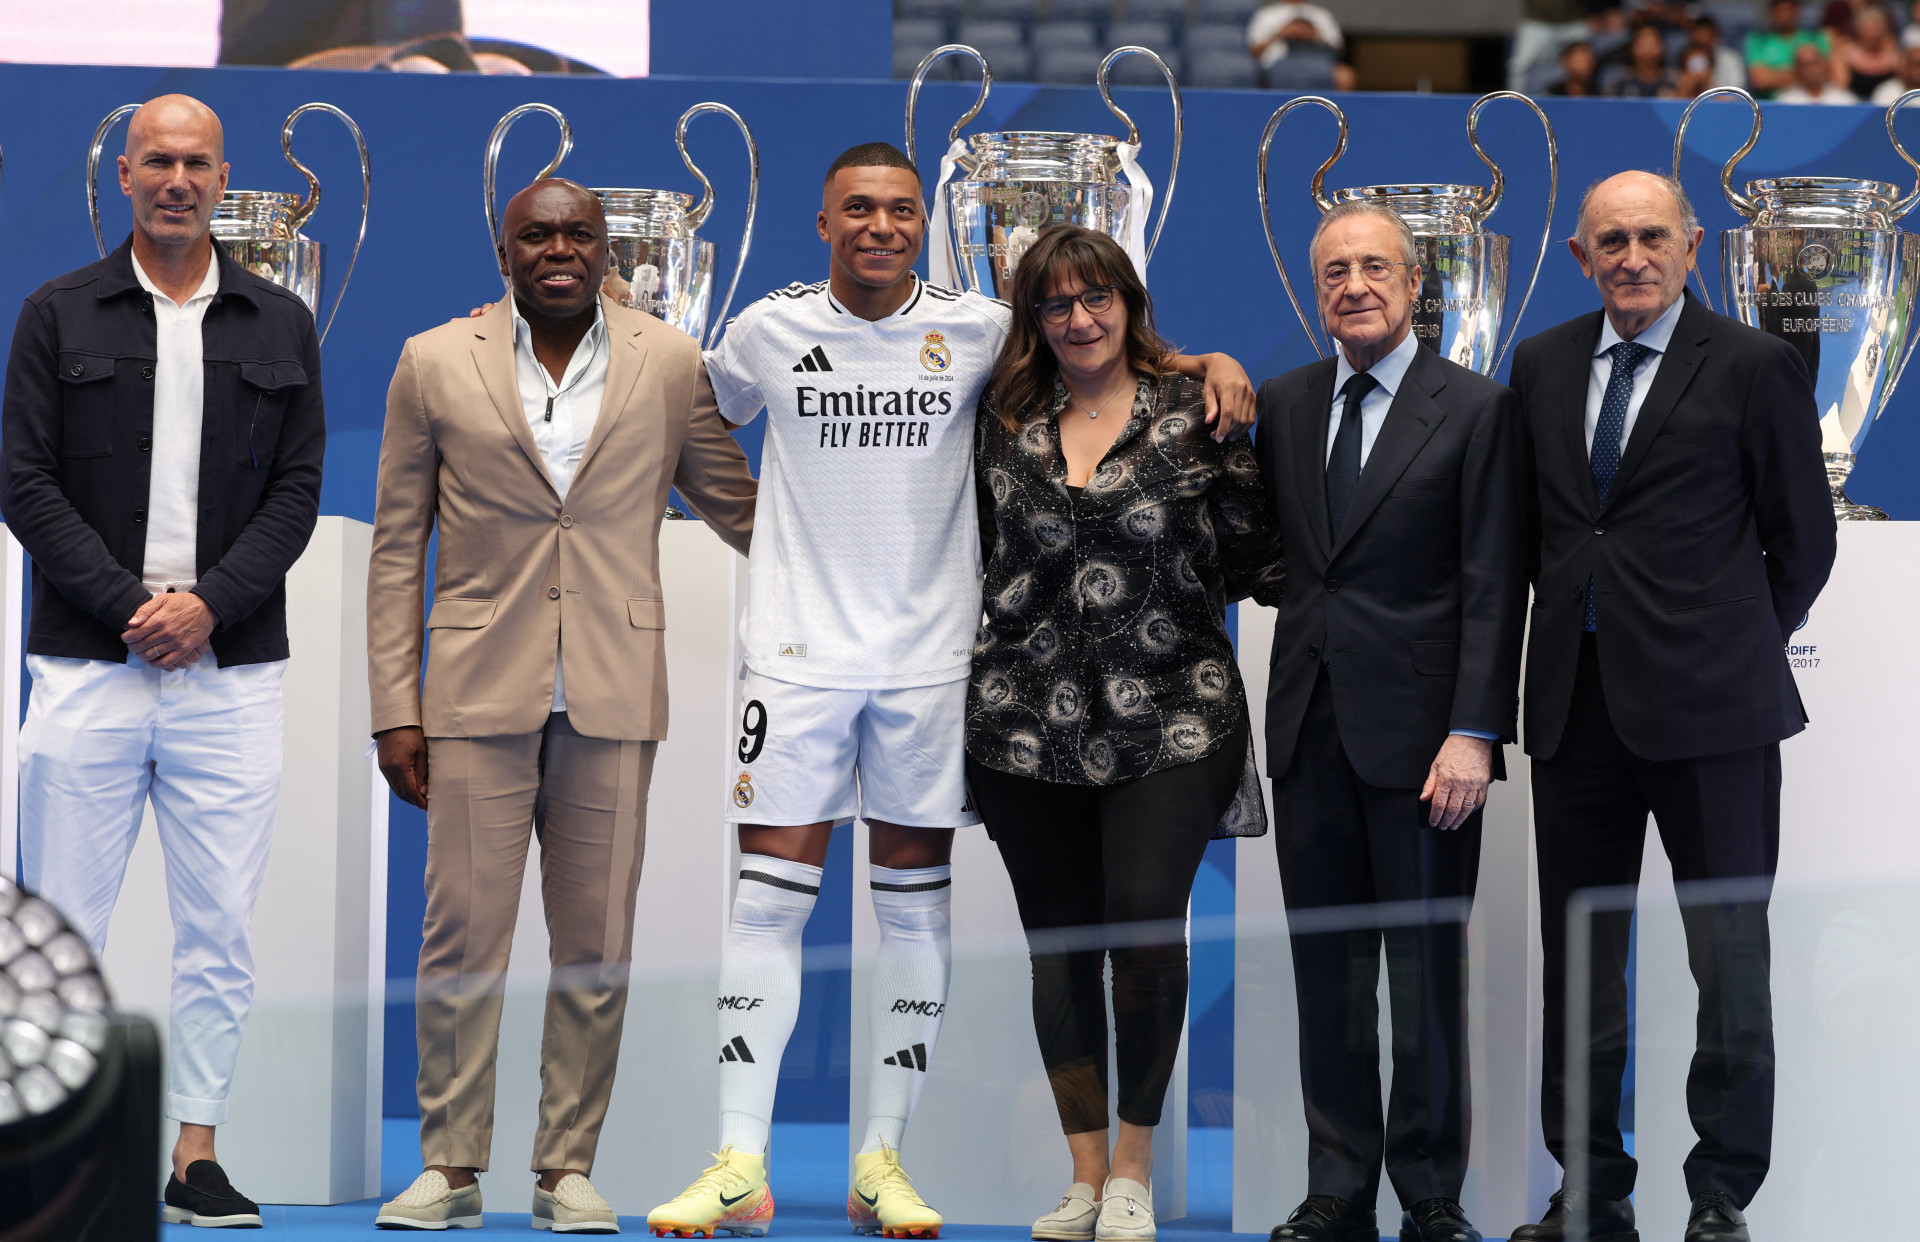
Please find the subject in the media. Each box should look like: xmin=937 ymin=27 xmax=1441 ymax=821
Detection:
xmin=968 ymin=372 xmax=1287 ymax=795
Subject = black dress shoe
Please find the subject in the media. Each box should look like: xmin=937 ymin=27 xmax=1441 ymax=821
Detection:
xmin=1400 ymin=1197 xmax=1482 ymax=1242
xmin=161 ymin=1160 xmax=263 ymax=1228
xmin=1270 ymin=1194 xmax=1379 ymax=1242
xmin=1508 ymin=1189 xmax=1638 ymax=1242
xmin=1685 ymin=1191 xmax=1749 ymax=1242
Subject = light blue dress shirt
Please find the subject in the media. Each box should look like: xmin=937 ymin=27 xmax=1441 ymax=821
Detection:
xmin=1585 ymin=293 xmax=1684 ymax=453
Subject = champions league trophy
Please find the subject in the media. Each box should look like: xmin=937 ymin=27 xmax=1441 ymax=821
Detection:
xmin=1674 ymin=86 xmax=1920 ymax=520
xmin=1257 ymin=91 xmax=1558 ymax=376
xmin=87 ymin=102 xmax=371 ymax=343
xmin=482 ymin=101 xmax=759 ymax=347
xmin=905 ymin=44 xmax=1182 ymax=294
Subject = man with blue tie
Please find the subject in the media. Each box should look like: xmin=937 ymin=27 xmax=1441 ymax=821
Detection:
xmin=1254 ymin=201 xmax=1527 ymax=1242
xmin=1506 ymin=172 xmax=1835 ymax=1242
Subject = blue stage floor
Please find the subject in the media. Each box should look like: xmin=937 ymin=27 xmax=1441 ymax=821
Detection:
xmin=185 ymin=1120 xmax=1259 ymax=1239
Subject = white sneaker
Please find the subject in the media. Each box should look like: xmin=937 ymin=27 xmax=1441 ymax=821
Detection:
xmin=1032 ymin=1182 xmax=1100 ymax=1241
xmin=375 ymin=1169 xmax=484 ymax=1230
xmin=534 ymin=1172 xmax=620 ymax=1233
xmin=1094 ymin=1178 xmax=1154 ymax=1242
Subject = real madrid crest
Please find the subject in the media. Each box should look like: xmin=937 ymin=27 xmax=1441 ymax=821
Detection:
xmin=731 ymin=771 xmax=754 ymax=809
xmin=921 ymin=329 xmax=952 ymax=373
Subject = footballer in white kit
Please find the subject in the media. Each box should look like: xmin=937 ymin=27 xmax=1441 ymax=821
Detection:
xmin=648 ymin=143 xmax=1255 ymax=1240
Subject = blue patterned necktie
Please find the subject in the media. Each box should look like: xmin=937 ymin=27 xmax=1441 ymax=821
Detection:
xmin=1326 ymin=372 xmax=1377 ymax=535
xmin=1584 ymin=339 xmax=1651 ymax=630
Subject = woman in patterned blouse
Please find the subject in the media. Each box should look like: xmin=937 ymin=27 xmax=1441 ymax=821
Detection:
xmin=966 ymin=225 xmax=1285 ymax=1238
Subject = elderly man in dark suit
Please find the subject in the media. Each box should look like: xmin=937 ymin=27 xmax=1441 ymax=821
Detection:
xmin=1254 ymin=200 xmax=1528 ymax=1242
xmin=1506 ymin=171 xmax=1835 ymax=1242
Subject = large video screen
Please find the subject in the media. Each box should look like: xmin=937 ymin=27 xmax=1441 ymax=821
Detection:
xmin=0 ymin=0 xmax=650 ymax=77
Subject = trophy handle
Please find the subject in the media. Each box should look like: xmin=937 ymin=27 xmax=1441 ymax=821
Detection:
xmin=677 ymin=102 xmax=761 ymax=349
xmin=1256 ymin=96 xmax=1347 ymax=361
xmin=1463 ymin=92 xmax=1510 ymax=222
xmin=485 ymin=103 xmax=573 ymax=285
xmin=1097 ymin=46 xmax=1183 ymax=266
xmin=904 ymin=44 xmax=991 ymax=168
xmin=1671 ymin=85 xmax=1761 ymax=312
xmin=1468 ymin=91 xmax=1559 ymax=374
xmin=905 ymin=44 xmax=991 ymax=288
xmin=1886 ymin=88 xmax=1920 ymax=219
xmin=282 ymin=103 xmax=371 ymax=345
xmin=87 ymin=103 xmax=142 ymax=259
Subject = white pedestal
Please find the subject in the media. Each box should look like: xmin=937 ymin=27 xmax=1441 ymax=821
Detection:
xmin=1232 ymin=602 xmax=1556 ymax=1232
xmin=478 ymin=518 xmax=741 ymax=1213
xmin=2 ymin=516 xmax=388 ymax=1205
xmin=1631 ymin=522 xmax=1920 ymax=1237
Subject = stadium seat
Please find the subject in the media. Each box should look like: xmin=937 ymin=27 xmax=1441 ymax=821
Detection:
xmin=956 ymin=19 xmax=1027 ymax=48
xmin=1122 ymin=0 xmax=1190 ymax=27
xmin=1189 ymin=50 xmax=1259 ymax=88
xmin=1195 ymin=0 xmax=1261 ymax=26
xmin=1259 ymin=45 xmax=1334 ymax=90
xmin=1184 ymin=22 xmax=1250 ymax=58
xmin=894 ymin=18 xmax=950 ymax=55
xmin=1032 ymin=22 xmax=1101 ymax=53
xmin=1049 ymin=0 xmax=1119 ymax=24
xmin=1039 ymin=45 xmax=1108 ymax=83
xmin=1109 ymin=20 xmax=1175 ymax=52
xmin=972 ymin=0 xmax=1041 ymax=26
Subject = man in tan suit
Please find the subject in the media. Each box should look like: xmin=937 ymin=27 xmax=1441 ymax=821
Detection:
xmin=366 ymin=179 xmax=756 ymax=1232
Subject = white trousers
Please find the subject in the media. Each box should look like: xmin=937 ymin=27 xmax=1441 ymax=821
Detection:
xmin=19 ymin=653 xmax=285 ymax=1126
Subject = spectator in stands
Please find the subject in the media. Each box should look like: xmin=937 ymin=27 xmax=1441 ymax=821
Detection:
xmin=1839 ymin=4 xmax=1903 ymax=95
xmin=1680 ymin=13 xmax=1748 ymax=90
xmin=1549 ymin=40 xmax=1601 ymax=94
xmin=1508 ymin=0 xmax=1621 ymax=92
xmin=1822 ymin=0 xmax=1868 ymax=37
xmin=1748 ymin=0 xmax=1833 ymax=95
xmin=1870 ymin=41 xmax=1920 ymax=98
xmin=1901 ymin=0 xmax=1920 ymax=48
xmin=1248 ymin=2 xmax=1356 ymax=91
xmin=1776 ymin=40 xmax=1861 ymax=100
xmin=1602 ymin=23 xmax=1676 ymax=95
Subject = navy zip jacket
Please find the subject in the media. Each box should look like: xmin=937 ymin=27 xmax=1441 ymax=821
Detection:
xmin=0 ymin=237 xmax=325 ymax=665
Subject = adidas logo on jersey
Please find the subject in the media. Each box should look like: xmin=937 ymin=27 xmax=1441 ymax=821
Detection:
xmin=719 ymin=1036 xmax=756 ymax=1063
xmin=792 ymin=345 xmax=833 ymax=372
xmin=882 ymin=1042 xmax=928 ymax=1071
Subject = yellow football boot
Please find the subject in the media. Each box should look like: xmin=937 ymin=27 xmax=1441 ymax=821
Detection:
xmin=847 ymin=1145 xmax=943 ymax=1238
xmin=646 ymin=1148 xmax=773 ymax=1238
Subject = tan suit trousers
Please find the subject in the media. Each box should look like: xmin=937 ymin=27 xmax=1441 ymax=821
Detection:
xmin=415 ymin=712 xmax=655 ymax=1172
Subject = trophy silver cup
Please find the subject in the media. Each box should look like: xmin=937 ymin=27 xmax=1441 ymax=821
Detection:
xmin=482 ymin=101 xmax=759 ymax=348
xmin=1674 ymin=85 xmax=1920 ymax=520
xmin=1257 ymin=91 xmax=1558 ymax=376
xmin=87 ymin=102 xmax=371 ymax=343
xmin=906 ymin=44 xmax=1182 ymax=294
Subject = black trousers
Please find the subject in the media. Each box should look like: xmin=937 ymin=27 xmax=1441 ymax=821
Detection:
xmin=1275 ymin=667 xmax=1481 ymax=1208
xmin=967 ymin=737 xmax=1243 ymax=1133
xmin=1532 ymin=633 xmax=1778 ymax=1207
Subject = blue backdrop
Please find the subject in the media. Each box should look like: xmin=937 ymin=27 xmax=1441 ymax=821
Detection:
xmin=0 ymin=62 xmax=1909 ymax=1121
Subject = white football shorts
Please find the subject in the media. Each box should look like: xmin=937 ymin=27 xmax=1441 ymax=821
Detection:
xmin=723 ymin=670 xmax=981 ymax=829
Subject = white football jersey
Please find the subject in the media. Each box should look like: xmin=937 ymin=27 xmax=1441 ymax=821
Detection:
xmin=705 ymin=277 xmax=1010 ymax=688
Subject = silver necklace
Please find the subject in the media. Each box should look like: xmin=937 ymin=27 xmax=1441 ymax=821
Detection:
xmin=1070 ymin=375 xmax=1132 ymax=420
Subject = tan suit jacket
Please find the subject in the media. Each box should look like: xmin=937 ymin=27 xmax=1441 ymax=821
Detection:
xmin=368 ymin=295 xmax=755 ymax=741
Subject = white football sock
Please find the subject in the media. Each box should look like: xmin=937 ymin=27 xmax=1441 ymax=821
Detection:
xmin=859 ymin=863 xmax=953 ymax=1154
xmin=717 ymin=853 xmax=821 ymax=1156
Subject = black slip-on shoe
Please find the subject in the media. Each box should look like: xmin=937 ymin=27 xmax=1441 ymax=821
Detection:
xmin=161 ymin=1160 xmax=263 ymax=1228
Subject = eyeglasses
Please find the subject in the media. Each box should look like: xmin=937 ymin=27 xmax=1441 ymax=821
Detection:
xmin=1319 ymin=261 xmax=1410 ymax=289
xmin=1035 ymin=285 xmax=1117 ymax=323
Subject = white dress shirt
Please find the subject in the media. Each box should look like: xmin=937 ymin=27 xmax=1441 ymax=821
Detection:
xmin=509 ymin=294 xmax=608 ymax=710
xmin=131 ymin=248 xmax=221 ymax=593
xmin=1327 ymin=328 xmax=1419 ymax=468
xmin=1585 ymin=293 xmax=1685 ymax=456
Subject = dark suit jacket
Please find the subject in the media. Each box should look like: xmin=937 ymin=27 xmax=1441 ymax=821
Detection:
xmin=1256 ymin=343 xmax=1527 ymax=789
xmin=1511 ymin=293 xmax=1836 ymax=762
